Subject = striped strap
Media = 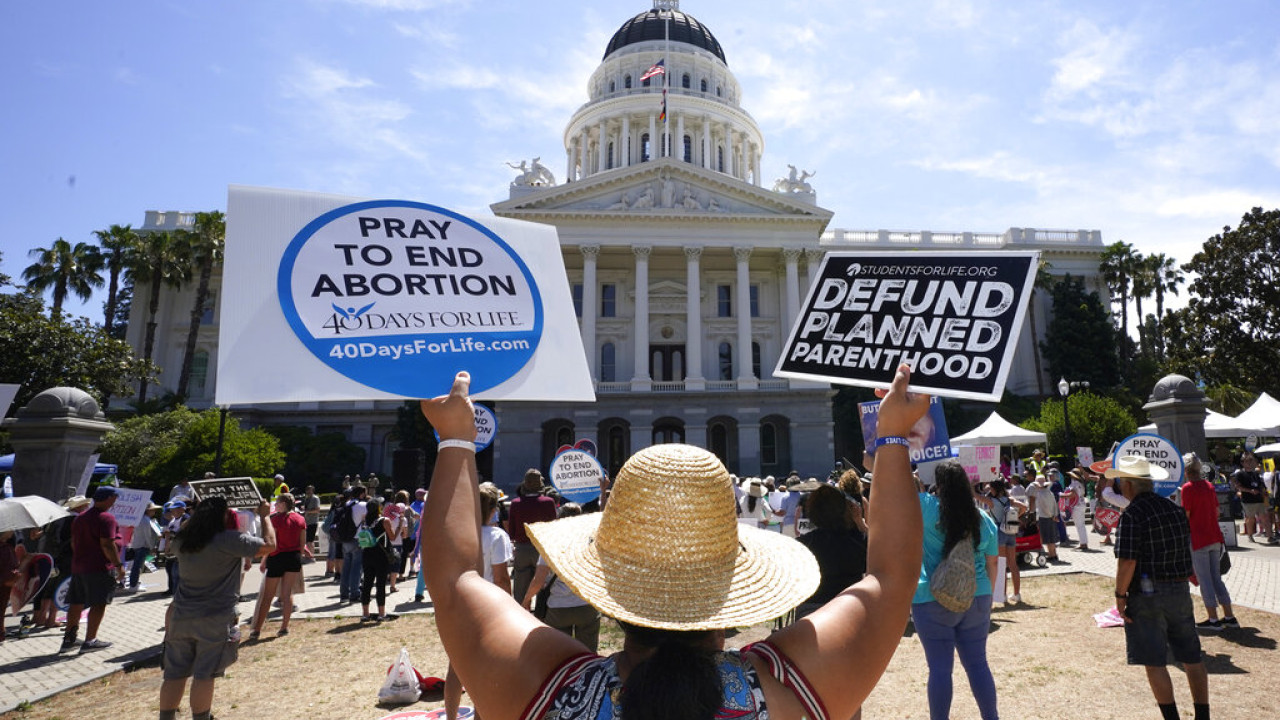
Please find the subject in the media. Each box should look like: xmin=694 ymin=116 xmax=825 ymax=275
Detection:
xmin=519 ymin=652 xmax=599 ymax=720
xmin=742 ymin=641 xmax=829 ymax=720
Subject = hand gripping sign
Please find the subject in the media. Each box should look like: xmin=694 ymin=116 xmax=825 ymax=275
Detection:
xmin=219 ymin=186 xmax=593 ymax=403
xmin=775 ymin=251 xmax=1039 ymax=401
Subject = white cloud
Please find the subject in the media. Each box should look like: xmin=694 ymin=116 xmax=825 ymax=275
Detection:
xmin=280 ymin=58 xmax=425 ymax=162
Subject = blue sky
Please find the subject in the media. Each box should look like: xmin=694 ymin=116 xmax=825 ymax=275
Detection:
xmin=3 ymin=0 xmax=1279 ymax=321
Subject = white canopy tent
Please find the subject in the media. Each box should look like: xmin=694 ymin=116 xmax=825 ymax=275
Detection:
xmin=1137 ymin=409 xmax=1273 ymax=439
xmin=952 ymin=412 xmax=1048 ymax=446
xmin=1233 ymin=392 xmax=1280 ymax=437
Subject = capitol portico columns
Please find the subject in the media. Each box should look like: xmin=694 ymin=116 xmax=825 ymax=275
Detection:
xmin=782 ymin=248 xmax=801 ymax=327
xmin=581 ymin=245 xmax=600 ymax=377
xmin=734 ymin=246 xmax=757 ymax=390
xmin=631 ymin=246 xmax=652 ymax=389
xmin=685 ymin=246 xmax=705 ymax=390
xmin=805 ymin=249 xmax=824 ymax=291
xmin=676 ymin=114 xmax=685 ymax=161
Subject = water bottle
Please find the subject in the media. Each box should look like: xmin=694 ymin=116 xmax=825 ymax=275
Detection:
xmin=1139 ymin=573 xmax=1155 ymax=595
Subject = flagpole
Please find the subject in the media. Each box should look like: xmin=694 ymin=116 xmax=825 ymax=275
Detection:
xmin=663 ymin=1 xmax=670 ymax=157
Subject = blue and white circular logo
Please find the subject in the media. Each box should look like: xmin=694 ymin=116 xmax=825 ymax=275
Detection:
xmin=277 ymin=200 xmax=543 ymax=397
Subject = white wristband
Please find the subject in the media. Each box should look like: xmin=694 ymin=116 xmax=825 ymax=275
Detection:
xmin=437 ymin=439 xmax=476 ymax=453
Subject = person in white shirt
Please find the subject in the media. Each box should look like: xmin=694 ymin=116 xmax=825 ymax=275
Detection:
xmin=1064 ymin=469 xmax=1090 ymax=550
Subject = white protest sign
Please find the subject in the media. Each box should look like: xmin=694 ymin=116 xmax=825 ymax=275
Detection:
xmin=1113 ymin=433 xmax=1185 ymax=497
xmin=110 ymin=488 xmax=154 ymax=528
xmin=1076 ymin=446 xmax=1094 ymax=468
xmin=958 ymin=445 xmax=1000 ymax=482
xmin=218 ymin=186 xmax=593 ymax=403
xmin=775 ymin=251 xmax=1039 ymax=401
xmin=75 ymin=454 xmax=100 ymax=497
xmin=549 ymin=449 xmax=604 ymax=504
xmin=0 ymin=384 xmax=19 ymax=418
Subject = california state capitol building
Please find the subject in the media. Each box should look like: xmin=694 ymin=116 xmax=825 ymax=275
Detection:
xmin=126 ymin=1 xmax=1108 ymax=487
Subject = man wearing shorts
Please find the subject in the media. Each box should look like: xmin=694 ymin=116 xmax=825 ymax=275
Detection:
xmin=1111 ymin=456 xmax=1210 ymax=720
xmin=1028 ymin=473 xmax=1062 ymax=562
xmin=1232 ymin=453 xmax=1270 ymax=541
xmin=61 ymin=486 xmax=125 ymax=653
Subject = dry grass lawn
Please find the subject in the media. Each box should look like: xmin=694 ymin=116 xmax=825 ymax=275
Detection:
xmin=3 ymin=573 xmax=1274 ymax=719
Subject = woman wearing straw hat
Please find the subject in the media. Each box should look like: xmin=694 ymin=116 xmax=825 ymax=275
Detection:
xmin=421 ymin=364 xmax=931 ymax=720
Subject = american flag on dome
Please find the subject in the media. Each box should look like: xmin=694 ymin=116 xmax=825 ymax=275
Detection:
xmin=640 ymin=60 xmax=666 ymax=82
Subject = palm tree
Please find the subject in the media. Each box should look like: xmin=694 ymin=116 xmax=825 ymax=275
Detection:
xmin=1130 ymin=251 xmax=1154 ymax=355
xmin=21 ymin=238 xmax=104 ymax=319
xmin=175 ymin=211 xmax=225 ymax=402
xmin=1099 ymin=241 xmax=1137 ymax=356
xmin=92 ymin=224 xmax=138 ymax=333
xmin=1149 ymin=253 xmax=1183 ymax=360
xmin=132 ymin=230 xmax=191 ymax=405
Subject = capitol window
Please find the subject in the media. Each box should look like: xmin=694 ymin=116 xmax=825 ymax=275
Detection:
xmin=716 ymin=284 xmax=731 ymax=317
xmin=682 ymin=73 xmax=690 ymax=89
xmin=601 ymin=283 xmax=617 ymax=317
xmin=600 ymin=343 xmax=616 ymax=382
xmin=718 ymin=342 xmax=733 ymax=380
xmin=572 ymin=283 xmax=583 ymax=316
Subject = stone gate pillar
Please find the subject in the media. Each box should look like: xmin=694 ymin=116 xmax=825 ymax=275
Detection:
xmin=1142 ymin=374 xmax=1207 ymax=460
xmin=2 ymin=388 xmax=115 ymax=501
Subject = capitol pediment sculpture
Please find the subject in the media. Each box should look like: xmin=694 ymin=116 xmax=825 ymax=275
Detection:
xmin=605 ymin=180 xmax=727 ymax=213
xmin=506 ymin=157 xmax=557 ymax=187
xmin=773 ymin=164 xmax=816 ymax=195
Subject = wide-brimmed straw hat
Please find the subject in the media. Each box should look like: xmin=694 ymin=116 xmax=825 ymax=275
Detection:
xmin=62 ymin=496 xmax=92 ymax=511
xmin=1105 ymin=455 xmax=1169 ymax=481
xmin=526 ymin=444 xmax=820 ymax=631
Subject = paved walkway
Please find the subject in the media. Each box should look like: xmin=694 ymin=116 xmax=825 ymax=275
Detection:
xmin=0 ymin=541 xmax=433 ymax=714
xmin=2 ymin=527 xmax=1278 ymax=714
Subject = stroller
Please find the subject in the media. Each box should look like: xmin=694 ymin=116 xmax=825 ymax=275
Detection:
xmin=1014 ymin=513 xmax=1048 ymax=567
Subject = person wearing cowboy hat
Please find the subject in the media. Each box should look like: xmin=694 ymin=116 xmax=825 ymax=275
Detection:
xmin=1110 ymin=455 xmax=1210 ymax=720
xmin=420 ymin=363 xmax=932 ymax=720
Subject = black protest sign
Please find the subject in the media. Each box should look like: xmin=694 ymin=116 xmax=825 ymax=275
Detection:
xmin=775 ymin=251 xmax=1038 ymax=401
xmin=190 ymin=477 xmax=263 ymax=509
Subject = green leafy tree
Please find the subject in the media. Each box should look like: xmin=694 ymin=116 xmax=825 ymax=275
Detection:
xmin=100 ymin=408 xmax=285 ymax=490
xmin=132 ymin=230 xmax=191 ymax=404
xmin=1021 ymin=392 xmax=1138 ymax=460
xmin=22 ymin=238 xmax=104 ymax=319
xmin=263 ymin=425 xmax=366 ymax=492
xmin=1040 ymin=274 xmax=1121 ymax=390
xmin=1165 ymin=207 xmax=1280 ymax=391
xmin=0 ymin=290 xmax=155 ymax=414
xmin=92 ymin=224 xmax=137 ymax=332
xmin=176 ymin=211 xmax=224 ymax=402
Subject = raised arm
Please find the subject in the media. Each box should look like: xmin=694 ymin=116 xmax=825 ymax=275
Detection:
xmin=766 ymin=363 xmax=930 ymax=718
xmin=420 ymin=373 xmax=587 ymax=720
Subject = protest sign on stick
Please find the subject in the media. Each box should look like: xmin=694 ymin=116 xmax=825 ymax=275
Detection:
xmin=110 ymin=488 xmax=154 ymax=528
xmin=776 ymin=251 xmax=1039 ymax=401
xmin=191 ymin=477 xmax=263 ymax=509
xmin=859 ymin=397 xmax=952 ymax=464
xmin=218 ymin=186 xmax=593 ymax=404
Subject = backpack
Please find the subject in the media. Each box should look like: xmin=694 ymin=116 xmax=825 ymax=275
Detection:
xmin=998 ymin=499 xmax=1020 ymax=536
xmin=931 ymin=535 xmax=977 ymax=613
xmin=355 ymin=523 xmax=378 ymax=549
xmin=332 ymin=502 xmax=357 ymax=543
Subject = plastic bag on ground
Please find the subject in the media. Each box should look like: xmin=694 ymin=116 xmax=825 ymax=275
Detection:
xmin=379 ymin=647 xmax=423 ymax=705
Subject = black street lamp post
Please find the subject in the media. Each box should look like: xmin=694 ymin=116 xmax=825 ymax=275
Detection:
xmin=1057 ymin=378 xmax=1089 ymax=470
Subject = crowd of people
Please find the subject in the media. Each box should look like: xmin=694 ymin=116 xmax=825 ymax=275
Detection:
xmin=7 ymin=376 xmax=1280 ymax=720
